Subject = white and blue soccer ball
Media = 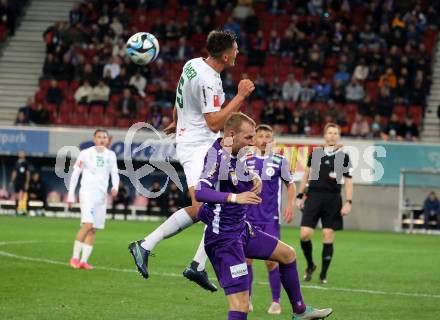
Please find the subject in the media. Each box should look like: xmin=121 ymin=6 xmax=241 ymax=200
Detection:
xmin=126 ymin=32 xmax=160 ymax=65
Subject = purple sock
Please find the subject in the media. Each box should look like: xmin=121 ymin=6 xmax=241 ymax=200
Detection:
xmin=268 ymin=266 xmax=281 ymax=303
xmin=228 ymin=311 xmax=247 ymax=320
xmin=247 ymin=264 xmax=253 ymax=299
xmin=279 ymin=260 xmax=306 ymax=314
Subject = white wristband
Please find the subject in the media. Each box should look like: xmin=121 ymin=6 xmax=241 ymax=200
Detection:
xmin=230 ymin=193 xmax=237 ymax=203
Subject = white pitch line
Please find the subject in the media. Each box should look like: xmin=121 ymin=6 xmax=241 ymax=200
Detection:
xmin=1 ymin=249 xmax=439 ymax=300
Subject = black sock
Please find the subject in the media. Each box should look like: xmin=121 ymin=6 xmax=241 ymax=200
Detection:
xmin=300 ymin=240 xmax=314 ymax=270
xmin=320 ymin=243 xmax=334 ymax=279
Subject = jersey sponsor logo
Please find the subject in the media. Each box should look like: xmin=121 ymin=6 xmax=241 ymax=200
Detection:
xmin=272 ymin=155 xmax=283 ymax=164
xmin=213 ymin=95 xmax=220 ymax=108
xmin=267 ymin=162 xmax=280 ymax=168
xmin=230 ymin=263 xmax=248 ymax=278
xmin=266 ymin=167 xmax=275 ymax=177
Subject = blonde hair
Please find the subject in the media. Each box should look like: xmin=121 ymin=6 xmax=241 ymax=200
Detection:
xmin=224 ymin=112 xmax=256 ymax=132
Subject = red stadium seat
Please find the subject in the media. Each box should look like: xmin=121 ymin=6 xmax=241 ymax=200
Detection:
xmin=44 ymin=103 xmax=58 ymax=113
xmin=101 ymin=115 xmax=115 ymax=127
xmin=250 ymin=99 xmax=265 ymax=112
xmin=89 ymin=104 xmax=105 ymax=116
xmin=393 ymin=105 xmax=406 ymax=118
xmin=116 ymin=118 xmax=131 ymax=128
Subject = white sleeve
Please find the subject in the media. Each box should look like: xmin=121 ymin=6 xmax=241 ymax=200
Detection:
xmin=67 ymin=151 xmax=85 ymax=202
xmin=198 ymin=78 xmax=221 ymax=114
xmin=110 ymin=153 xmax=120 ymax=191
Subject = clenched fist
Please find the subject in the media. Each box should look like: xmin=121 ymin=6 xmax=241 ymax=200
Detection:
xmin=237 ymin=79 xmax=255 ymax=99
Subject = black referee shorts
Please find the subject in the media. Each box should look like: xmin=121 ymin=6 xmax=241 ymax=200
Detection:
xmin=301 ymin=192 xmax=343 ymax=231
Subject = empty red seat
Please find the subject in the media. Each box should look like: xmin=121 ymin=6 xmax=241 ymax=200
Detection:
xmin=90 ymin=105 xmax=105 ymax=116
xmin=101 ymin=115 xmax=115 ymax=127
xmin=393 ymin=105 xmax=406 ymax=118
xmin=116 ymin=118 xmax=131 ymax=128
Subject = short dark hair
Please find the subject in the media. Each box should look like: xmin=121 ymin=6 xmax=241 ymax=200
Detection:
xmin=256 ymin=124 xmax=273 ymax=133
xmin=206 ymin=30 xmax=237 ymax=59
xmin=323 ymin=123 xmax=340 ymax=133
xmin=94 ymin=129 xmax=109 ymax=136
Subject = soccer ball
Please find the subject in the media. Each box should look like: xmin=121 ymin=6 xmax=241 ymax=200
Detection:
xmin=126 ymin=32 xmax=160 ymax=65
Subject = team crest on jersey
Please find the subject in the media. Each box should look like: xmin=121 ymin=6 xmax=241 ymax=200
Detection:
xmin=329 ymin=171 xmax=337 ymax=179
xmin=265 ymin=167 xmax=275 ymax=177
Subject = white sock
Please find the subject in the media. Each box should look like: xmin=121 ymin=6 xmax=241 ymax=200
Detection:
xmin=80 ymin=244 xmax=93 ymax=263
xmin=72 ymin=240 xmax=83 ymax=260
xmin=141 ymin=208 xmax=193 ymax=251
xmin=193 ymin=232 xmax=207 ymax=271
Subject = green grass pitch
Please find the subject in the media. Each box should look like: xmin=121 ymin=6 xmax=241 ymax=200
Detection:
xmin=1 ymin=215 xmax=439 ymax=319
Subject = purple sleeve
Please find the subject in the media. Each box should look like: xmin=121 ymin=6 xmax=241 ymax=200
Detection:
xmin=195 ymin=181 xmax=229 ymax=203
xmin=281 ymin=157 xmax=294 ymax=183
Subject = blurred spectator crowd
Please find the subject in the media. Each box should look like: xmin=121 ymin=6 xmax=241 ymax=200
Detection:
xmin=13 ymin=0 xmax=440 ymax=142
xmin=0 ymin=0 xmax=27 ymax=41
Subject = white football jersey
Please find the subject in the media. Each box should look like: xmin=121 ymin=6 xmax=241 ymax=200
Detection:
xmin=67 ymin=146 xmax=119 ymax=201
xmin=175 ymin=57 xmax=225 ymax=145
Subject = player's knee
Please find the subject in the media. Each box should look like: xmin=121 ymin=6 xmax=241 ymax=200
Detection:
xmin=322 ymin=229 xmax=334 ymax=242
xmin=228 ymin=295 xmax=249 ymax=313
xmin=265 ymin=260 xmax=278 ymax=271
xmin=280 ymin=245 xmax=296 ymax=264
xmin=300 ymin=232 xmax=311 ymax=241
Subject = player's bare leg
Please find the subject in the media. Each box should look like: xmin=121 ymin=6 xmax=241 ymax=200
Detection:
xmin=183 ymin=187 xmax=218 ymax=291
xmin=268 ymin=241 xmax=332 ymax=319
xmin=265 ymin=260 xmax=282 ymax=314
xmin=70 ymin=223 xmax=95 ymax=269
xmin=320 ymin=228 xmax=335 ymax=284
xmin=245 ymin=258 xmax=254 ymax=311
xmin=226 ymin=291 xmax=249 ymax=319
xmin=300 ymin=226 xmax=316 ymax=281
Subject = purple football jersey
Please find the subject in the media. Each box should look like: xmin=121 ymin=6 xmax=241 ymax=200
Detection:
xmin=245 ymin=153 xmax=293 ymax=224
xmin=196 ymin=139 xmax=255 ymax=241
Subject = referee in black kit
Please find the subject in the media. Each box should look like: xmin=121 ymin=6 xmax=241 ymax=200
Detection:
xmin=296 ymin=123 xmax=353 ymax=284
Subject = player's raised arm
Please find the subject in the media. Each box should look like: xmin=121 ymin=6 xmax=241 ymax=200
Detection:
xmin=204 ymin=79 xmax=255 ymax=132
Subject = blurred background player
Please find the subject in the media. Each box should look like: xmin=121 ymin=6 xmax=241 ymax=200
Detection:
xmin=111 ymin=180 xmax=130 ymax=220
xmin=296 ymin=123 xmax=353 ymax=284
xmin=68 ymin=129 xmax=119 ymax=270
xmin=128 ymin=30 xmax=255 ymax=291
xmin=245 ymin=124 xmax=296 ymax=315
xmin=10 ymin=150 xmax=30 ymax=215
xmin=27 ymin=172 xmax=47 ymax=216
xmin=196 ymin=113 xmax=332 ymax=320
xmin=423 ymin=191 xmax=440 ymax=230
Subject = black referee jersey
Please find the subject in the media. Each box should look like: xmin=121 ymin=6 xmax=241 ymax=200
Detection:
xmin=301 ymin=147 xmax=352 ymax=230
xmin=307 ymin=147 xmax=352 ymax=194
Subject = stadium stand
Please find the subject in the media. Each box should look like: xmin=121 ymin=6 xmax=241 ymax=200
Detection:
xmin=10 ymin=0 xmax=439 ymax=141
